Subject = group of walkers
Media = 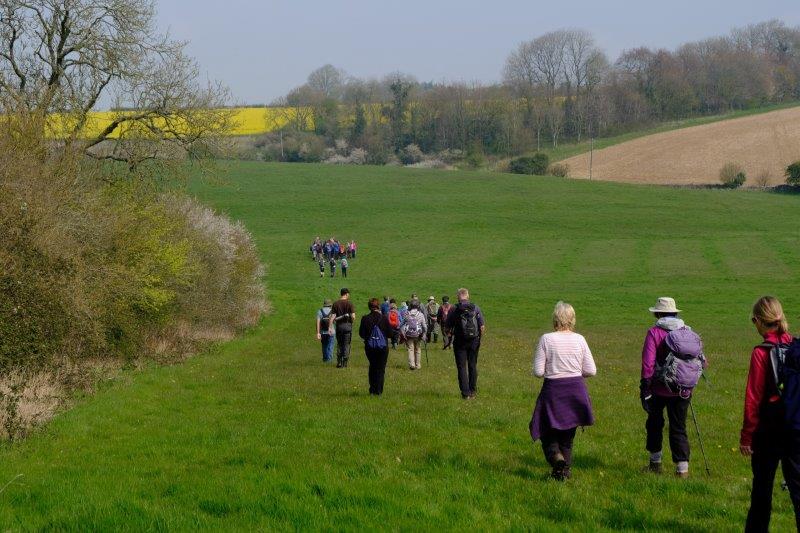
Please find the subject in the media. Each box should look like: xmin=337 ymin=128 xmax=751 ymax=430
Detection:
xmin=310 ymin=237 xmax=357 ymax=278
xmin=315 ymin=288 xmax=484 ymax=398
xmin=315 ymin=290 xmax=800 ymax=530
xmin=530 ymin=294 xmax=800 ymax=532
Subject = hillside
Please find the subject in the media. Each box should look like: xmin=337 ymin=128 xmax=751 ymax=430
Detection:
xmin=0 ymin=163 xmax=799 ymax=530
xmin=560 ymin=106 xmax=800 ymax=185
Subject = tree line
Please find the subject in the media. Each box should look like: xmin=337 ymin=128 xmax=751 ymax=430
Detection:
xmin=267 ymin=20 xmax=800 ymax=163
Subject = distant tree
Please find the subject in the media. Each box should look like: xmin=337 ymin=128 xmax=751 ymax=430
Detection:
xmin=0 ymin=0 xmax=232 ymax=170
xmin=350 ymin=104 xmax=367 ymax=145
xmin=307 ymin=64 xmax=346 ymax=99
xmin=383 ymin=73 xmax=416 ymax=150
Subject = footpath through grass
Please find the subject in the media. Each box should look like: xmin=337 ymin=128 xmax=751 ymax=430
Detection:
xmin=1 ymin=162 xmax=799 ymax=530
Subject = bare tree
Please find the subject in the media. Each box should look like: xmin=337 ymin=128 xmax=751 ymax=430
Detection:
xmin=0 ymin=0 xmax=232 ymax=169
xmin=562 ymin=30 xmax=608 ymax=140
xmin=307 ymin=64 xmax=346 ymax=99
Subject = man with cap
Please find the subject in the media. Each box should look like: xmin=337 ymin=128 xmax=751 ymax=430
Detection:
xmin=425 ymin=296 xmax=440 ymax=344
xmin=316 ymin=299 xmax=335 ymax=362
xmin=640 ymin=296 xmax=695 ymax=478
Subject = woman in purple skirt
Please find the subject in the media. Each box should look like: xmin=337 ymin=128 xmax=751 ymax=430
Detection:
xmin=529 ymin=301 xmax=597 ymax=480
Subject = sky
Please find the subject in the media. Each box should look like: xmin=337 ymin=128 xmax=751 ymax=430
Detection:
xmin=156 ymin=0 xmax=800 ymax=105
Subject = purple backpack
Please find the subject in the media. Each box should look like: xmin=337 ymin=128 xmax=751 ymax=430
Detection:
xmin=654 ymin=327 xmax=706 ymax=398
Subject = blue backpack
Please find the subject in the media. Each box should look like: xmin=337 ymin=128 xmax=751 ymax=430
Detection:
xmin=765 ymin=338 xmax=800 ymax=430
xmin=367 ymin=324 xmax=387 ymax=350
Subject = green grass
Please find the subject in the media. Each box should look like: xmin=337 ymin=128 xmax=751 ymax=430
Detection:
xmin=529 ymin=101 xmax=800 ymax=163
xmin=1 ymin=162 xmax=800 ymax=530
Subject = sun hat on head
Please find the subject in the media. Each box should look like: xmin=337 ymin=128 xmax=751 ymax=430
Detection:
xmin=649 ymin=297 xmax=681 ymax=314
xmin=428 ymin=296 xmax=435 ymax=301
xmin=323 ymin=299 xmax=332 ymax=307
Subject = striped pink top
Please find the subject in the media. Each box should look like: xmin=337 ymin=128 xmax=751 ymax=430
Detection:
xmin=533 ymin=331 xmax=597 ymax=379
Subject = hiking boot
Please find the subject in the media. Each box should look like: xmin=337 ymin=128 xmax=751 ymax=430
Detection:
xmin=549 ymin=452 xmax=568 ymax=481
xmin=647 ymin=461 xmax=663 ymax=474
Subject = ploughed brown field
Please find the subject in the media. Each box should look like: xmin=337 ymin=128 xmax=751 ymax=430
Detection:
xmin=561 ymin=106 xmax=800 ymax=185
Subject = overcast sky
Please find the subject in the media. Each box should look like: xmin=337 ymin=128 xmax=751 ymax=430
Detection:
xmin=157 ymin=0 xmax=800 ymax=105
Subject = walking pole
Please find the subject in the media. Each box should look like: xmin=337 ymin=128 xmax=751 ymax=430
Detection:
xmin=424 ymin=338 xmax=429 ymax=366
xmin=689 ymin=400 xmax=711 ymax=476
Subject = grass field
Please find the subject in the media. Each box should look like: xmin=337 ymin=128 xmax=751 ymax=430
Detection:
xmin=1 ymin=162 xmax=799 ymax=530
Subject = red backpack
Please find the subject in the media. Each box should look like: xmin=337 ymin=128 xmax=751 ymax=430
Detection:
xmin=388 ymin=309 xmax=400 ymax=329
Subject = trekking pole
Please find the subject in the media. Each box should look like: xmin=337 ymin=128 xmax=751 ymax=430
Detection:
xmin=689 ymin=400 xmax=711 ymax=476
xmin=424 ymin=339 xmax=429 ymax=366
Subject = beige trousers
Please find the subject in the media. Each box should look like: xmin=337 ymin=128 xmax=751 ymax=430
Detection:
xmin=406 ymin=338 xmax=422 ymax=369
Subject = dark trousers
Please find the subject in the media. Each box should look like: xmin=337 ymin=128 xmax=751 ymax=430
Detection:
xmin=541 ymin=428 xmax=577 ymax=466
xmin=454 ymin=337 xmax=480 ymax=397
xmin=746 ymin=431 xmax=800 ymax=532
xmin=646 ymin=395 xmax=690 ymax=462
xmin=342 ymin=267 xmax=347 ymax=278
xmin=336 ymin=328 xmax=352 ymax=367
xmin=365 ymin=347 xmax=389 ymax=395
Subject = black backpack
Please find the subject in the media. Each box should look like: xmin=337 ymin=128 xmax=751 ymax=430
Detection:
xmin=458 ymin=304 xmax=480 ymax=339
xmin=764 ymin=337 xmax=800 ymax=430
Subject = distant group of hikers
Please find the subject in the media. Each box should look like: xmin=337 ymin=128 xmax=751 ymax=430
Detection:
xmin=310 ymin=237 xmax=357 ymax=278
xmin=315 ymin=288 xmax=484 ymax=398
xmin=315 ymin=291 xmax=800 ymax=531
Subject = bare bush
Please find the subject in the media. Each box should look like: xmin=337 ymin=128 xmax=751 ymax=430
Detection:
xmin=548 ymin=163 xmax=570 ymax=177
xmin=754 ymin=169 xmax=772 ymax=188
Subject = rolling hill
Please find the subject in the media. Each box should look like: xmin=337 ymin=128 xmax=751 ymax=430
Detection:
xmin=560 ymin=106 xmax=800 ymax=185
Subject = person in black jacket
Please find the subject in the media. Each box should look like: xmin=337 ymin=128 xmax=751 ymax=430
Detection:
xmin=445 ymin=288 xmax=486 ymax=399
xmin=359 ymin=297 xmax=393 ymax=395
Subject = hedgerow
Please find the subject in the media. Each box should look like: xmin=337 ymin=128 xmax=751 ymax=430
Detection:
xmin=0 ymin=128 xmax=266 ymax=438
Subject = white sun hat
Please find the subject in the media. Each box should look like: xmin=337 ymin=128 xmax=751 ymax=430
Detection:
xmin=649 ymin=297 xmax=681 ymax=314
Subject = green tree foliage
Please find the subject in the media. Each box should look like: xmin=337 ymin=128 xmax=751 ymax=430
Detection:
xmin=350 ymin=104 xmax=367 ymax=144
xmin=786 ymin=161 xmax=800 ymax=185
xmin=509 ymin=153 xmax=550 ymax=175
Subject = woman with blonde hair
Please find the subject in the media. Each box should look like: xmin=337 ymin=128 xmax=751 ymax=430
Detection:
xmin=741 ymin=296 xmax=800 ymax=531
xmin=529 ymin=301 xmax=596 ymax=480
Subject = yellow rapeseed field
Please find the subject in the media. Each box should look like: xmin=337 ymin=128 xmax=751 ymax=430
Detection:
xmin=51 ymin=107 xmax=309 ymax=138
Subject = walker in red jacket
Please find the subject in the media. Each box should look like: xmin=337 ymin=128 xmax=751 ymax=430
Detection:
xmin=741 ymin=296 xmax=800 ymax=533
